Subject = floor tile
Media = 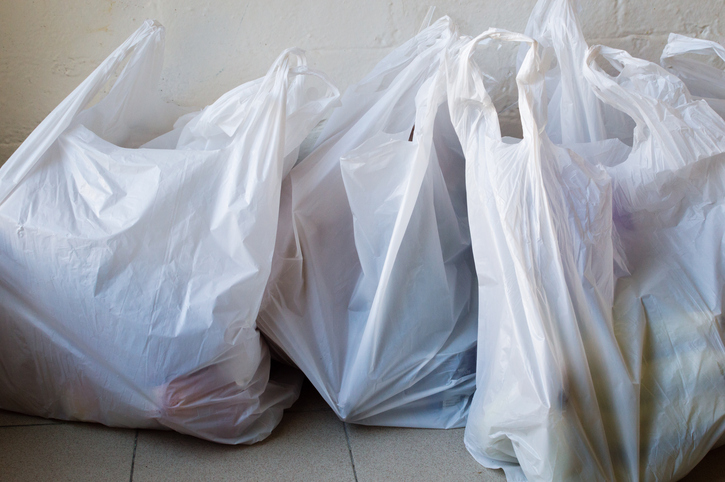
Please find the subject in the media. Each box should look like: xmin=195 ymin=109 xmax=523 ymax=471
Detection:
xmin=681 ymin=445 xmax=725 ymax=481
xmin=0 ymin=423 xmax=136 ymax=481
xmin=0 ymin=409 xmax=60 ymax=427
xmin=286 ymin=379 xmax=333 ymax=413
xmin=346 ymin=424 xmax=505 ymax=482
xmin=133 ymin=411 xmax=354 ymax=481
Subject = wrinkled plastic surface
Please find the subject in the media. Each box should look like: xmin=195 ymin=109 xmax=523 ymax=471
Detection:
xmin=582 ymin=44 xmax=725 ymax=480
xmin=455 ymin=2 xmax=725 ymax=480
xmin=451 ymin=29 xmax=626 ymax=481
xmin=258 ymin=17 xmax=478 ymax=428
xmin=0 ymin=20 xmax=339 ymax=444
xmin=661 ymin=33 xmax=725 ymax=119
xmin=517 ymin=0 xmax=635 ymax=145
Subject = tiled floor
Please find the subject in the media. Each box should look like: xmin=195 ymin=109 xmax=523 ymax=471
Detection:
xmin=1 ymin=381 xmax=723 ymax=481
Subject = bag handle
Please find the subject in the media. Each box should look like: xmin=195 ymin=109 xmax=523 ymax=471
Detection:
xmin=583 ymin=44 xmax=725 ymax=176
xmin=418 ymin=6 xmax=437 ymax=33
xmin=582 ymin=45 xmax=693 ymax=133
xmin=452 ymin=28 xmax=546 ymax=142
xmin=283 ymin=60 xmax=341 ymax=157
xmin=521 ymin=0 xmax=614 ymax=144
xmin=0 ymin=20 xmax=164 ymax=204
xmin=192 ymin=47 xmax=339 ymax=153
xmin=660 ymin=34 xmax=725 ymax=101
xmin=661 ymin=33 xmax=725 ymax=67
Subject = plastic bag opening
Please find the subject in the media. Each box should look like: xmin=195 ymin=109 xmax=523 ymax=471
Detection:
xmin=470 ymin=40 xmax=523 ymax=139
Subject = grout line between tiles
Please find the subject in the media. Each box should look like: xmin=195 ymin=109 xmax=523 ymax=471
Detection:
xmin=0 ymin=422 xmax=65 ymax=428
xmin=287 ymin=408 xmax=332 ymax=413
xmin=342 ymin=422 xmax=359 ymax=482
xmin=129 ymin=429 xmax=139 ymax=482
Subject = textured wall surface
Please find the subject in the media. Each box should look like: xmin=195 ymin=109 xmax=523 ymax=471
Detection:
xmin=1 ymin=0 xmax=724 ymax=163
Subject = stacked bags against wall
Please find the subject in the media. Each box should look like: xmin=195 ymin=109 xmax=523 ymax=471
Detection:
xmin=456 ymin=0 xmax=725 ymax=480
xmin=3 ymin=8 xmax=725 ymax=480
xmin=0 ymin=20 xmax=340 ymax=443
xmin=258 ymin=16 xmax=479 ymax=428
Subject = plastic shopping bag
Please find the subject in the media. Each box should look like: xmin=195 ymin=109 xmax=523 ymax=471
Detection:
xmin=0 ymin=20 xmax=339 ymax=444
xmin=450 ymin=17 xmax=725 ymax=481
xmin=258 ymin=17 xmax=478 ymax=428
xmin=581 ymin=45 xmax=725 ymax=481
xmin=449 ymin=29 xmax=633 ymax=481
xmin=660 ymin=33 xmax=725 ymax=119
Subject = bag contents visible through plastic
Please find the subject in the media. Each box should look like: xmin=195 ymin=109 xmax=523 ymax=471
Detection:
xmin=258 ymin=16 xmax=478 ymax=428
xmin=455 ymin=1 xmax=725 ymax=480
xmin=0 ymin=20 xmax=340 ymax=444
xmin=3 ymin=8 xmax=725 ymax=480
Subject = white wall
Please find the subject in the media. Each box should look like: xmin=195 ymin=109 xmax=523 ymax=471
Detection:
xmin=1 ymin=0 xmax=724 ymax=163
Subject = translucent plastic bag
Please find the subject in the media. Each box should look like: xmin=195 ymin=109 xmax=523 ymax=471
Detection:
xmin=661 ymin=33 xmax=725 ymax=119
xmin=0 ymin=20 xmax=339 ymax=444
xmin=449 ymin=29 xmax=630 ymax=481
xmin=258 ymin=17 xmax=478 ymax=428
xmin=520 ymin=0 xmax=635 ymax=145
xmin=450 ymin=16 xmax=725 ymax=481
xmin=582 ymin=44 xmax=725 ymax=481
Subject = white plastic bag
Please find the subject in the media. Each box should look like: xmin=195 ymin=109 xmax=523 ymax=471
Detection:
xmin=450 ymin=16 xmax=725 ymax=480
xmin=0 ymin=20 xmax=339 ymax=444
xmin=450 ymin=29 xmax=631 ymax=481
xmin=258 ymin=17 xmax=478 ymax=428
xmin=661 ymin=33 xmax=725 ymax=119
xmin=582 ymin=44 xmax=725 ymax=480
